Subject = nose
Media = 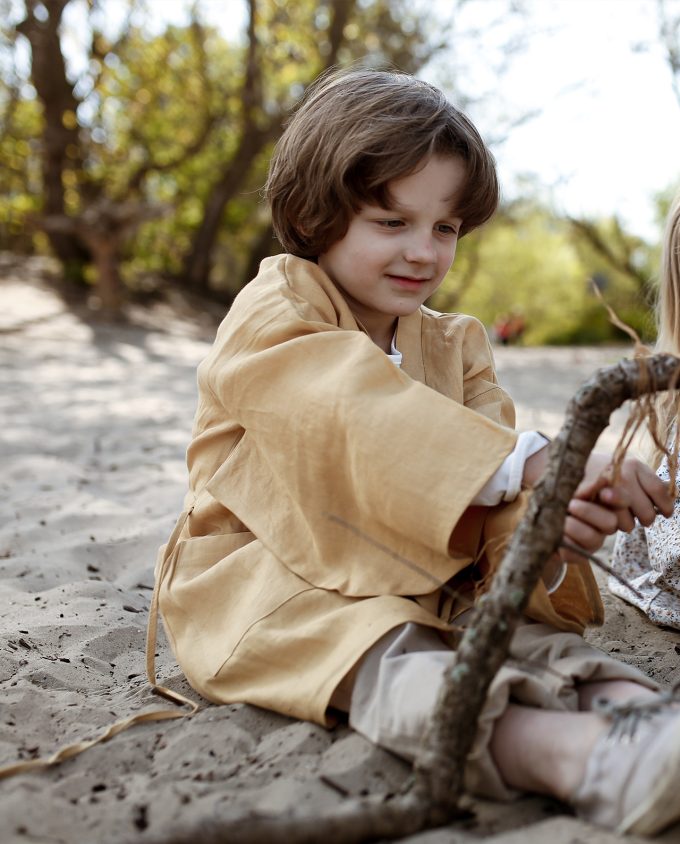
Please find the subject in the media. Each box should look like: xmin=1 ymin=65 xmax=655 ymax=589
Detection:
xmin=403 ymin=230 xmax=436 ymax=264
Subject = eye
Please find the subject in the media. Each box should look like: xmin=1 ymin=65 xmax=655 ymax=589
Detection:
xmin=377 ymin=219 xmax=404 ymax=228
xmin=437 ymin=223 xmax=459 ymax=236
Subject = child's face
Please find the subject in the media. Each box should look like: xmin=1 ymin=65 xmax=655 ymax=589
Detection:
xmin=318 ymin=154 xmax=466 ymax=349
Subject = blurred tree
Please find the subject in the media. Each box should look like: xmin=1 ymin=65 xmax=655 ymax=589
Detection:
xmin=433 ymin=200 xmax=657 ymax=345
xmin=2 ymin=0 xmax=226 ymax=311
xmin=0 ymin=0 xmax=460 ymax=313
xmin=566 ymin=217 xmax=652 ymax=294
xmin=0 ymin=81 xmax=42 ymax=252
xmin=566 ymin=215 xmax=657 ymax=342
xmin=11 ymin=1 xmax=90 ymax=273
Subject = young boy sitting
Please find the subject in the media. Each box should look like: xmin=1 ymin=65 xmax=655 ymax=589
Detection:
xmin=156 ymin=68 xmax=680 ymax=836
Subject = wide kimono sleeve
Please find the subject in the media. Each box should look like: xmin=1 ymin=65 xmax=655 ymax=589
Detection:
xmin=193 ymin=255 xmax=519 ymax=598
xmin=417 ymin=310 xmax=603 ymax=632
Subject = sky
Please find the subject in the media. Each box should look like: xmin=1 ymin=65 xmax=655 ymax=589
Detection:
xmin=59 ymin=0 xmax=680 ymax=243
xmin=422 ymin=0 xmax=680 ymax=241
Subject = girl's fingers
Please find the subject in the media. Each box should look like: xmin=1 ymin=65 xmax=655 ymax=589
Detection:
xmin=567 ymin=454 xmax=672 ymax=536
xmin=587 ymin=460 xmax=674 ymax=527
xmin=610 ymin=506 xmax=635 ymax=534
xmin=599 ymin=467 xmax=672 ymax=526
xmin=636 ymin=467 xmax=675 ymax=517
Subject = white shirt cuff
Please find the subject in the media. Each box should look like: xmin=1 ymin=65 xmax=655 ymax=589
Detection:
xmin=472 ymin=430 xmax=549 ymax=506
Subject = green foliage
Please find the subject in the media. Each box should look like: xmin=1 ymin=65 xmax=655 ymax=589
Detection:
xmin=0 ymin=0 xmax=671 ymax=338
xmin=433 ymin=201 xmax=660 ymax=346
xmin=0 ymin=0 xmax=439 ymax=294
xmin=0 ymin=88 xmax=43 ymax=250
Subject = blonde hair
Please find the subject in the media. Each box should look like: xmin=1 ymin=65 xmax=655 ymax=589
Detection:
xmin=650 ymin=189 xmax=680 ymax=462
xmin=656 ymin=190 xmax=680 ymax=357
xmin=266 ymin=67 xmax=499 ymax=259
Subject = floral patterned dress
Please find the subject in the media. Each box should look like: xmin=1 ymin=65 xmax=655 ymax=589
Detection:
xmin=609 ymin=456 xmax=680 ymax=629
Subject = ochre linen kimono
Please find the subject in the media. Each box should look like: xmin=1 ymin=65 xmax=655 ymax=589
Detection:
xmin=157 ymin=255 xmax=603 ymax=726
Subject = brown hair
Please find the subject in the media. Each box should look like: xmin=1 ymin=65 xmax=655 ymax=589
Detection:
xmin=266 ymin=68 xmax=499 ymax=258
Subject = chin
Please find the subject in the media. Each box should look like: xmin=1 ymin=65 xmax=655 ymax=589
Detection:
xmin=390 ymin=302 xmax=425 ymax=316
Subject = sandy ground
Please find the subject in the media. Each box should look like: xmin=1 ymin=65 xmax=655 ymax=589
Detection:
xmin=2 ymin=260 xmax=680 ymax=844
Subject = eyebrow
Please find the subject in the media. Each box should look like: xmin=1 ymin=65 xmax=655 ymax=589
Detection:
xmin=388 ymin=198 xmax=462 ymax=218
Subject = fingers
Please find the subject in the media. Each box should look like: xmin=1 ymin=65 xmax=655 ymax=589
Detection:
xmin=563 ymin=514 xmax=607 ymax=553
xmin=558 ymin=457 xmax=674 ymax=574
xmin=572 ymin=491 xmax=635 ymax=532
xmin=575 ymin=452 xmax=616 ymax=502
xmin=567 ymin=498 xmax=618 ymax=535
xmin=635 ymin=464 xmax=675 ymax=518
xmin=609 ymin=506 xmax=636 ymax=534
xmin=576 ymin=454 xmax=674 ymax=530
xmin=597 ymin=461 xmax=674 ymax=527
xmin=594 ymin=484 xmax=631 ymax=510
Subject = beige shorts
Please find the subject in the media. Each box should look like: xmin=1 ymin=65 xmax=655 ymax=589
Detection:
xmin=348 ymin=621 xmax=657 ymax=800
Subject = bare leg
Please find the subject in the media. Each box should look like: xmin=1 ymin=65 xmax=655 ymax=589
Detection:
xmin=577 ymin=678 xmax=657 ymax=710
xmin=490 ymin=680 xmax=660 ymax=802
xmin=489 ymin=704 xmax=605 ymax=801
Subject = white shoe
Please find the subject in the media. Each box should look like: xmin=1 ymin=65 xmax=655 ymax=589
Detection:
xmin=572 ymin=696 xmax=680 ymax=836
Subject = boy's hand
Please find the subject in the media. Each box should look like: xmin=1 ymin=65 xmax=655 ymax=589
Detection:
xmin=575 ymin=452 xmax=674 ymax=532
xmin=561 ymin=497 xmax=619 ymax=562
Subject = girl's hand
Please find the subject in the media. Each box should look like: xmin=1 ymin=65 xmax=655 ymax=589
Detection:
xmin=575 ymin=452 xmax=674 ymax=532
xmin=520 ymin=445 xmax=674 ymax=565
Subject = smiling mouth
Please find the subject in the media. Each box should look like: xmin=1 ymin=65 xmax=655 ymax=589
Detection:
xmin=388 ymin=275 xmax=430 ymax=286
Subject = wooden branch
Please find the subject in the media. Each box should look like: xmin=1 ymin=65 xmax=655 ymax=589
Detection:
xmin=138 ymin=353 xmax=680 ymax=843
xmin=558 ymin=539 xmax=645 ymax=599
xmin=145 ymin=790 xmax=436 ymax=844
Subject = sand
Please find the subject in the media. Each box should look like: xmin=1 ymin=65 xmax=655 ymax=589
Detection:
xmin=2 ymin=258 xmax=680 ymax=844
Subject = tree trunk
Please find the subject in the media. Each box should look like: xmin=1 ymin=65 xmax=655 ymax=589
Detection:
xmin=17 ymin=0 xmax=90 ymax=273
xmin=89 ymin=237 xmax=122 ymax=315
xmin=181 ymin=126 xmax=274 ymax=291
xmin=181 ymin=0 xmax=355 ymax=294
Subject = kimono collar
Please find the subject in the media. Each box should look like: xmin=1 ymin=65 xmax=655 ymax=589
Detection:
xmin=284 ymin=256 xmax=428 ymax=384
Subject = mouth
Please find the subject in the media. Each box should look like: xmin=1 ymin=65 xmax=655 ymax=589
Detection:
xmin=387 ymin=275 xmax=431 ymax=288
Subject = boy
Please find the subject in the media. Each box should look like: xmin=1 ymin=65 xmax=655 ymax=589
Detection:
xmin=156 ymin=68 xmax=680 ymax=835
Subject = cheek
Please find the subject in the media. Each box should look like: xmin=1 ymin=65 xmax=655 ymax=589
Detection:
xmin=438 ymin=241 xmax=458 ymax=272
